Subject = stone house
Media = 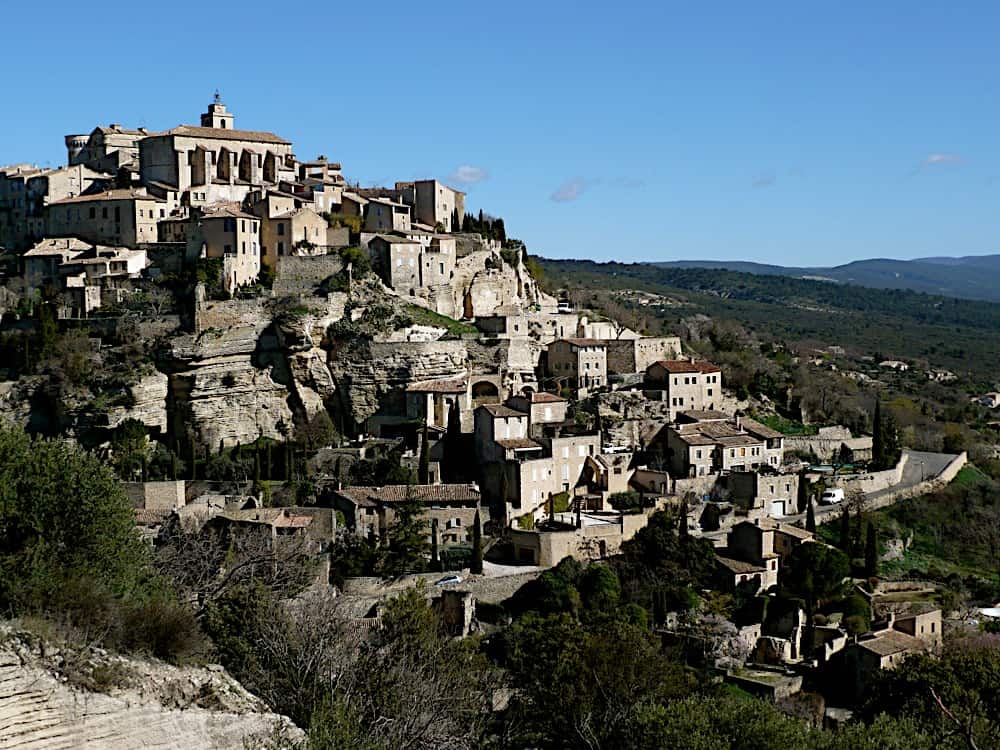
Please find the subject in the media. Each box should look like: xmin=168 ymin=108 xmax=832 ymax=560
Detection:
xmin=838 ymin=437 xmax=874 ymax=464
xmin=644 ymin=359 xmax=722 ymax=415
xmin=474 ymin=404 xmax=531 ymax=465
xmin=547 ymin=338 xmax=608 ymax=390
xmin=331 ymin=483 xmax=481 ymax=547
xmin=660 ymin=412 xmax=779 ymax=478
xmin=46 ymin=188 xmax=164 ymax=248
xmin=258 ymin=206 xmax=328 ymax=268
xmin=364 ymin=197 xmax=412 ymax=233
xmin=186 ymin=205 xmax=260 ymax=292
xmin=605 ymin=336 xmax=683 ymax=375
xmin=714 ymin=517 xmax=811 ymax=594
xmin=368 ymin=234 xmax=424 ymax=292
xmin=841 ymin=604 xmax=941 ymax=700
xmin=509 ymin=510 xmax=650 ymax=566
xmin=505 ymin=391 xmax=568 ymax=430
xmin=727 ymin=471 xmax=800 ymax=518
xmin=396 ymin=179 xmax=465 ymax=232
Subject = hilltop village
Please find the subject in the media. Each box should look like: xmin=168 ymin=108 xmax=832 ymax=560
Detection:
xmin=0 ymin=97 xmax=978 ymax=740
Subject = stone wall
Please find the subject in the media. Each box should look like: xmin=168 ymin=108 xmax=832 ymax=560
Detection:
xmin=272 ymin=254 xmax=344 ymax=297
xmin=124 ymin=480 xmax=186 ymax=510
xmin=605 ymin=336 xmax=682 ymax=375
xmin=785 ymin=426 xmax=855 ymax=460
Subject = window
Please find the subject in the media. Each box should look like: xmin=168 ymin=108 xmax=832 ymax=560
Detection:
xmin=740 ymin=448 xmax=746 ymax=457
xmin=696 ymin=450 xmax=702 ymax=459
xmin=241 ymin=242 xmax=246 ymax=254
xmin=224 ymin=244 xmax=232 ymax=253
xmin=241 ymin=220 xmax=246 ymax=232
xmin=707 ymin=388 xmax=713 ymax=396
xmin=577 ymin=445 xmax=586 ymax=457
xmin=89 ymin=207 xmax=96 ymax=219
xmin=277 ymin=222 xmax=285 ymax=236
xmin=278 ymin=241 xmax=285 ymax=255
xmin=102 ymin=207 xmax=108 ymax=219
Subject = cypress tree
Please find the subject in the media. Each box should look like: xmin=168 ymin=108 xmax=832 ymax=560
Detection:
xmin=470 ymin=510 xmax=483 ymax=574
xmin=253 ymin=448 xmax=261 ymax=483
xmin=418 ymin=423 xmax=430 ymax=484
xmin=498 ymin=469 xmax=509 ymax=508
xmin=872 ymin=398 xmax=885 ymax=469
xmin=430 ymin=518 xmax=440 ymax=572
xmin=678 ymin=493 xmax=690 ymax=541
xmin=444 ymin=405 xmax=461 ymax=482
xmin=839 ymin=509 xmax=851 ymax=551
xmin=806 ymin=499 xmax=816 ymax=533
xmin=864 ymin=521 xmax=879 ymax=577
xmin=265 ymin=440 xmax=272 ymax=480
xmin=170 ymin=449 xmax=179 ymax=481
xmin=853 ymin=508 xmax=864 ymax=557
xmin=797 ymin=472 xmax=811 ymax=513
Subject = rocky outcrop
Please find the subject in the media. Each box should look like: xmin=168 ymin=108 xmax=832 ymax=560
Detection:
xmin=326 ymin=338 xmax=469 ymax=427
xmin=106 ymin=371 xmax=169 ymax=432
xmin=0 ymin=626 xmax=302 ymax=750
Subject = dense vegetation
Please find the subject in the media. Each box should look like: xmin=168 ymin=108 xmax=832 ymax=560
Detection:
xmin=539 ymin=259 xmax=1000 ymax=378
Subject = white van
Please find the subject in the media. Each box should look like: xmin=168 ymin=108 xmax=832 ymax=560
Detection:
xmin=820 ymin=488 xmax=845 ymax=505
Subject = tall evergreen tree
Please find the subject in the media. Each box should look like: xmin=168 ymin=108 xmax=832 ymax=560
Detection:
xmin=470 ymin=510 xmax=483 ymax=574
xmin=797 ymin=472 xmax=811 ymax=513
xmin=872 ymin=398 xmax=885 ymax=469
xmin=853 ymin=508 xmax=864 ymax=558
xmin=417 ymin=423 xmax=430 ymax=484
xmin=430 ymin=517 xmax=440 ymax=572
xmin=444 ymin=405 xmax=462 ymax=482
xmin=806 ymin=499 xmax=816 ymax=533
xmin=839 ymin=508 xmax=851 ymax=551
xmin=864 ymin=520 xmax=879 ymax=577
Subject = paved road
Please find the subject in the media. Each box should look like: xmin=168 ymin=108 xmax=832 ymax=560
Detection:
xmin=784 ymin=449 xmax=959 ymax=524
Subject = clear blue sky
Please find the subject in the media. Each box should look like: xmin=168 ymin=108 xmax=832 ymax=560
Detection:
xmin=4 ymin=1 xmax=998 ymax=266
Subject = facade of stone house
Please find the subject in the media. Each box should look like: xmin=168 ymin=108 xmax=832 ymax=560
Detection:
xmin=47 ymin=189 xmax=164 ymax=248
xmin=406 ymin=377 xmax=469 ymax=430
xmin=728 ymin=471 xmax=800 ymax=518
xmin=332 ymin=483 xmax=481 ymax=547
xmin=185 ymin=206 xmax=260 ymax=291
xmin=547 ymin=338 xmax=608 ymax=389
xmin=257 ymin=207 xmax=327 ymax=268
xmin=396 ymin=179 xmax=465 ymax=232
xmin=368 ymin=235 xmax=423 ymax=292
xmin=644 ymin=359 xmax=722 ymax=414
xmin=505 ymin=391 xmax=568 ymax=428
xmin=364 ymin=197 xmax=412 ymax=233
xmin=605 ymin=336 xmax=683 ymax=375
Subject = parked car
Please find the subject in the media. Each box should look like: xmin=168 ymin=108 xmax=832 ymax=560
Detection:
xmin=819 ymin=488 xmax=845 ymax=505
xmin=434 ymin=575 xmax=463 ymax=586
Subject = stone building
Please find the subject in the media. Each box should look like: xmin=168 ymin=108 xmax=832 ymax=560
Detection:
xmin=331 ymin=483 xmax=482 ymax=547
xmin=65 ymin=124 xmax=153 ymax=172
xmin=604 ymin=336 xmax=683 ymax=375
xmin=396 ymin=179 xmax=465 ymax=232
xmin=186 ymin=205 xmax=261 ymax=292
xmin=364 ymin=197 xmax=412 ymax=232
xmin=46 ymin=188 xmax=165 ymax=247
xmin=659 ymin=412 xmax=779 ymax=478
xmin=138 ymin=96 xmax=294 ymax=205
xmin=644 ymin=359 xmax=722 ymax=415
xmin=547 ymin=338 xmax=608 ymax=390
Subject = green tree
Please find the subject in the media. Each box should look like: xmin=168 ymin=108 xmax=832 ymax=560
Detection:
xmin=375 ymin=488 xmax=428 ymax=576
xmin=782 ymin=542 xmax=850 ymax=617
xmin=873 ymin=398 xmax=885 ymax=469
xmin=110 ymin=418 xmax=150 ymax=480
xmin=798 ymin=471 xmax=811 ymax=513
xmin=840 ymin=508 xmax=851 ymax=551
xmin=806 ymin=498 xmax=816 ymax=533
xmin=0 ymin=429 xmax=153 ymax=611
xmin=470 ymin=509 xmax=483 ymax=574
xmin=609 ymin=490 xmax=644 ymax=513
xmin=864 ymin=520 xmax=879 ymax=577
xmin=429 ymin=517 xmax=440 ymax=572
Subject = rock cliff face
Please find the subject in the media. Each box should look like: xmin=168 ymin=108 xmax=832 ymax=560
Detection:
xmin=0 ymin=627 xmax=301 ymax=750
xmin=106 ymin=371 xmax=169 ymax=432
xmin=325 ymin=338 xmax=469 ymax=427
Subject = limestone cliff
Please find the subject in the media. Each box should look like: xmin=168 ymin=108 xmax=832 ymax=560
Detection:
xmin=0 ymin=626 xmax=302 ymax=750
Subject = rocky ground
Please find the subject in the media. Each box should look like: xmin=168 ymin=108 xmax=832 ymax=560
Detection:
xmin=0 ymin=623 xmax=301 ymax=750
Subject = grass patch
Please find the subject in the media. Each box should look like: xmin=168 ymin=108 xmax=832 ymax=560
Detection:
xmin=401 ymin=304 xmax=478 ymax=336
xmin=751 ymin=413 xmax=819 ymax=436
xmin=952 ymin=464 xmax=989 ymax=487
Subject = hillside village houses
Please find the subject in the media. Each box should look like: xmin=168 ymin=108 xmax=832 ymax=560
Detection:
xmin=3 ymin=97 xmax=949 ymax=712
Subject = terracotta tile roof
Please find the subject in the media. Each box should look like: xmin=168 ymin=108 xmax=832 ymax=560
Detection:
xmin=677 ymin=410 xmax=730 ymax=422
xmin=49 ymin=189 xmax=163 ymax=205
xmin=406 ymin=377 xmax=467 ymax=393
xmin=163 ymin=124 xmax=291 ymax=145
xmin=336 ymin=484 xmax=480 ymax=506
xmin=739 ymin=417 xmax=785 ymax=440
xmin=526 ymin=392 xmax=566 ymax=403
xmin=134 ymin=508 xmax=172 ymax=526
xmin=716 ymin=554 xmax=766 ymax=575
xmin=496 ymin=438 xmax=543 ymax=451
xmin=478 ymin=403 xmax=527 ymax=418
xmin=857 ymin=629 xmax=922 ymax=657
xmin=649 ymin=359 xmax=721 ymax=374
xmin=201 ymin=205 xmax=258 ymax=220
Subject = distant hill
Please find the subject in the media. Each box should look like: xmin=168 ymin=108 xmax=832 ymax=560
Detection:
xmin=652 ymin=255 xmax=1000 ymax=302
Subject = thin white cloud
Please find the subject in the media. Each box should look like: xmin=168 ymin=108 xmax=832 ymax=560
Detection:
xmin=448 ymin=165 xmax=490 ymax=185
xmin=752 ymin=172 xmax=776 ymax=189
xmin=551 ymin=177 xmax=591 ymax=202
xmin=920 ymin=153 xmax=963 ymax=168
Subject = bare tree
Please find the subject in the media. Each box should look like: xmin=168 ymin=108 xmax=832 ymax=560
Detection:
xmin=155 ymin=520 xmax=318 ymax=616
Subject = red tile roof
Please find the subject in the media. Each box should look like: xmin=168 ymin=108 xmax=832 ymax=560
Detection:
xmin=648 ymin=360 xmax=720 ymax=374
